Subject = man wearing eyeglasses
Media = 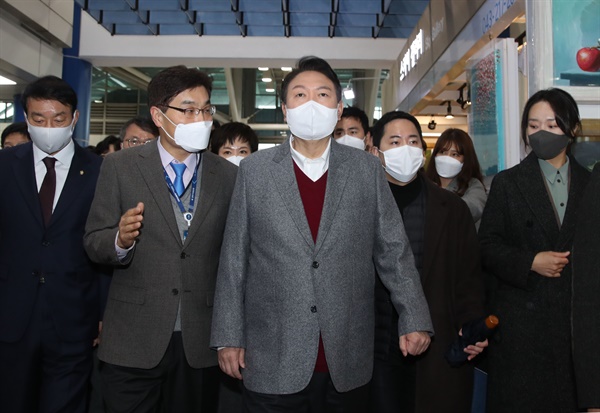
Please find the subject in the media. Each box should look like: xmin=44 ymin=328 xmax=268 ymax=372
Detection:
xmin=119 ymin=116 xmax=159 ymax=149
xmin=84 ymin=65 xmax=238 ymax=413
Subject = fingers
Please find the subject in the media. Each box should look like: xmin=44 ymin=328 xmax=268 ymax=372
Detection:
xmin=218 ymin=347 xmax=244 ymax=380
xmin=399 ymin=335 xmax=408 ymax=357
xmin=117 ymin=202 xmax=145 ymax=249
xmin=400 ymin=332 xmax=431 ymax=356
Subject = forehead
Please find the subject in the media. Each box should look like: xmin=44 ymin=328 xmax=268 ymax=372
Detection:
xmin=337 ymin=117 xmax=363 ymax=130
xmin=287 ymin=70 xmax=335 ymax=90
xmin=225 ymin=137 xmax=250 ymax=147
xmin=383 ymin=119 xmax=420 ymax=136
xmin=26 ymin=98 xmax=72 ymax=115
xmin=169 ymin=86 xmax=210 ymax=104
xmin=125 ymin=123 xmax=155 ymax=139
xmin=528 ymin=101 xmax=555 ymax=120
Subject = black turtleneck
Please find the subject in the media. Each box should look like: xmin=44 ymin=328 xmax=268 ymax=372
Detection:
xmin=388 ymin=175 xmax=423 ymax=217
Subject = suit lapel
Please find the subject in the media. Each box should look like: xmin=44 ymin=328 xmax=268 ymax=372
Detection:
xmin=270 ymin=141 xmax=314 ymax=249
xmin=422 ymin=177 xmax=447 ymax=285
xmin=50 ymin=144 xmax=93 ymax=226
xmin=517 ymin=154 xmax=560 ymax=243
xmin=136 ymin=143 xmax=182 ymax=245
xmin=314 ymin=142 xmax=350 ymax=254
xmin=183 ymin=152 xmax=219 ymax=246
xmin=12 ymin=144 xmax=44 ymax=228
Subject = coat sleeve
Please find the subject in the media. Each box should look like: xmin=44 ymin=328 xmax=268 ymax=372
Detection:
xmin=462 ymin=178 xmax=487 ymax=223
xmin=478 ymin=174 xmax=538 ymax=291
xmin=210 ymin=162 xmax=250 ymax=349
xmin=84 ymin=155 xmax=127 ymax=266
xmin=371 ymin=164 xmax=434 ymax=337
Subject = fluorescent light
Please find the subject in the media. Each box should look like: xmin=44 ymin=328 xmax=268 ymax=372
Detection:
xmin=343 ymin=87 xmax=355 ymax=100
xmin=261 ymin=77 xmax=272 ymax=83
xmin=265 ymin=88 xmax=275 ymax=93
xmin=281 ymin=67 xmax=292 ymax=72
xmin=258 ymin=67 xmax=269 ymax=71
xmin=0 ymin=75 xmax=16 ymax=85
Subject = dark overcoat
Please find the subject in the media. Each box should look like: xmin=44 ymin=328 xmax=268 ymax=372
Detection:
xmin=479 ymin=153 xmax=590 ymax=412
xmin=375 ymin=175 xmax=485 ymax=412
xmin=572 ymin=162 xmax=600 ymax=409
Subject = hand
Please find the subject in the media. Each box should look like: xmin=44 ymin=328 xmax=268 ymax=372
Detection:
xmin=531 ymin=251 xmax=570 ymax=278
xmin=399 ymin=331 xmax=430 ymax=356
xmin=117 ymin=202 xmax=144 ymax=249
xmin=218 ymin=347 xmax=245 ymax=380
xmin=459 ymin=328 xmax=488 ymax=361
xmin=93 ymin=321 xmax=102 ymax=347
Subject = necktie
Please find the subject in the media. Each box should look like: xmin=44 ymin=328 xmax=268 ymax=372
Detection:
xmin=39 ymin=157 xmax=57 ymax=227
xmin=171 ymin=162 xmax=187 ymax=197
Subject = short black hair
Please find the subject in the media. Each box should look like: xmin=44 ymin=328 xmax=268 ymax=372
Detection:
xmin=280 ymin=56 xmax=342 ymax=105
xmin=372 ymin=111 xmax=425 ymax=150
xmin=21 ymin=76 xmax=77 ymax=115
xmin=1 ymin=122 xmax=30 ymax=148
xmin=148 ymin=65 xmax=213 ymax=108
xmin=341 ymin=106 xmax=369 ymax=135
xmin=210 ymin=122 xmax=259 ymax=154
xmin=521 ymin=88 xmax=581 ymax=147
xmin=95 ymin=135 xmax=121 ymax=156
xmin=119 ymin=116 xmax=159 ymax=141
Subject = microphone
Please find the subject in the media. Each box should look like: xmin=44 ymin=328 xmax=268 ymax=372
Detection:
xmin=445 ymin=315 xmax=499 ymax=367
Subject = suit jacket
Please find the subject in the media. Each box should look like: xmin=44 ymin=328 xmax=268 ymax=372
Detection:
xmin=210 ymin=139 xmax=433 ymax=394
xmin=479 ymin=153 xmax=590 ymax=412
xmin=375 ymin=174 xmax=484 ymax=412
xmin=0 ymin=141 xmax=104 ymax=343
xmin=572 ymin=162 xmax=600 ymax=409
xmin=84 ymin=142 xmax=237 ymax=369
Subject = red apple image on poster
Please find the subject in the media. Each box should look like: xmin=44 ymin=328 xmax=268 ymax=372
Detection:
xmin=576 ymin=41 xmax=600 ymax=72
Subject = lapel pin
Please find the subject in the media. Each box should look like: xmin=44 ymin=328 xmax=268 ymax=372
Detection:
xmin=80 ymin=170 xmax=85 ymax=175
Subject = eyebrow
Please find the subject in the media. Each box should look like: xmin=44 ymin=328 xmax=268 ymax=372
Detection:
xmin=389 ymin=134 xmax=419 ymax=139
xmin=179 ymin=99 xmax=211 ymax=106
xmin=30 ymin=111 xmax=67 ymax=117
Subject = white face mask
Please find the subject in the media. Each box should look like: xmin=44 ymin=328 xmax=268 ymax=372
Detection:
xmin=285 ymin=100 xmax=339 ymax=141
xmin=225 ymin=155 xmax=244 ymax=166
xmin=335 ymin=134 xmax=365 ymax=150
xmin=27 ymin=116 xmax=75 ymax=154
xmin=434 ymin=155 xmax=463 ymax=179
xmin=381 ymin=145 xmax=424 ymax=183
xmin=161 ymin=111 xmax=212 ymax=153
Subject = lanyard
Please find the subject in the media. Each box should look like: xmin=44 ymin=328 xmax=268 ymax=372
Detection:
xmin=163 ymin=161 xmax=198 ymax=238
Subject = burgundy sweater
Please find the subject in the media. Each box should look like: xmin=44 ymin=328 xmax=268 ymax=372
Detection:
xmin=293 ymin=161 xmax=329 ymax=373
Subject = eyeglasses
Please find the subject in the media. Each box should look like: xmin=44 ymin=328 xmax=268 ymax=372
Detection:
xmin=125 ymin=137 xmax=156 ymax=146
xmin=164 ymin=105 xmax=216 ymax=119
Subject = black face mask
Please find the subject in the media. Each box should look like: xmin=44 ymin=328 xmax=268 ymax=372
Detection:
xmin=528 ymin=130 xmax=570 ymax=160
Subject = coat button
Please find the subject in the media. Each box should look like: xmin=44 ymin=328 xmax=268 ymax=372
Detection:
xmin=172 ymin=289 xmax=179 ymax=295
xmin=310 ymin=306 xmax=317 ymax=313
xmin=312 ymin=261 xmax=319 ymax=269
xmin=42 ymin=241 xmax=50 ymax=247
xmin=180 ymin=252 xmax=186 ymax=259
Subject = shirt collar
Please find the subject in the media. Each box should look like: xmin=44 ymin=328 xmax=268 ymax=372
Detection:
xmin=289 ymin=135 xmax=331 ymax=181
xmin=538 ymin=157 xmax=569 ymax=185
xmin=157 ymin=137 xmax=197 ymax=171
xmin=33 ymin=138 xmax=75 ymax=166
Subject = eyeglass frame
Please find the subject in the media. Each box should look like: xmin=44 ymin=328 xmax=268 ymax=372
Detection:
xmin=124 ymin=137 xmax=157 ymax=146
xmin=163 ymin=104 xmax=217 ymax=119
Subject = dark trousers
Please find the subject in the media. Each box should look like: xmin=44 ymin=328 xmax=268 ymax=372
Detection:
xmin=242 ymin=371 xmax=369 ymax=413
xmin=369 ymin=357 xmax=416 ymax=413
xmin=100 ymin=332 xmax=220 ymax=413
xmin=0 ymin=286 xmax=93 ymax=413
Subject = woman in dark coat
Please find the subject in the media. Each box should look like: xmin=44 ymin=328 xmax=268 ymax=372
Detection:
xmin=370 ymin=111 xmax=486 ymax=413
xmin=572 ymin=162 xmax=600 ymax=411
xmin=479 ymin=88 xmax=590 ymax=412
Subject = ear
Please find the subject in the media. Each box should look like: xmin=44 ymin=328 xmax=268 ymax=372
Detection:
xmin=336 ymin=101 xmax=343 ymax=120
xmin=281 ymin=102 xmax=287 ymax=121
xmin=72 ymin=110 xmax=80 ymax=127
xmin=150 ymin=106 xmax=164 ymax=129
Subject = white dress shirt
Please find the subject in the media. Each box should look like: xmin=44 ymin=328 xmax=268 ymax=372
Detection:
xmin=33 ymin=139 xmax=75 ymax=211
xmin=289 ymin=136 xmax=331 ymax=182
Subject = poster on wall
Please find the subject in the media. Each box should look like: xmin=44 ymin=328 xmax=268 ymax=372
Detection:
xmin=553 ymin=0 xmax=600 ymax=87
xmin=468 ymin=39 xmax=520 ymax=176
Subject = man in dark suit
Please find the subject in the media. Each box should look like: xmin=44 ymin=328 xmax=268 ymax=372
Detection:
xmin=84 ymin=65 xmax=237 ymax=412
xmin=210 ymin=56 xmax=433 ymax=413
xmin=0 ymin=76 xmax=104 ymax=412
